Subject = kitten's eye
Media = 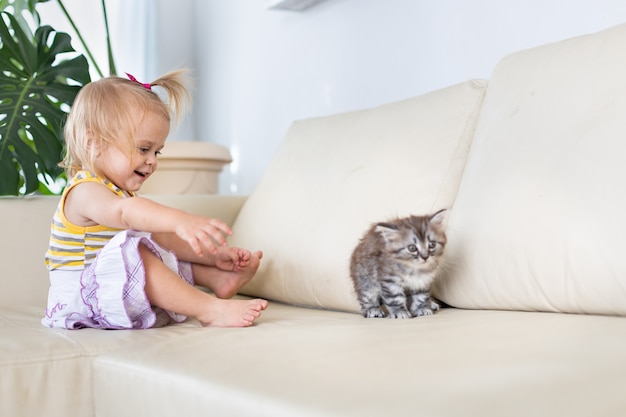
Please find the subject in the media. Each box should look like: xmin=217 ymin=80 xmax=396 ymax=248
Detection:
xmin=428 ymin=241 xmax=437 ymax=250
xmin=407 ymin=244 xmax=418 ymax=253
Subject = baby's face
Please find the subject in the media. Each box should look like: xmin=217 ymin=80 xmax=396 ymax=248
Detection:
xmin=95 ymin=112 xmax=169 ymax=192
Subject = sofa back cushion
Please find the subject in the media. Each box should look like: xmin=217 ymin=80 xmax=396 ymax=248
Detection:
xmin=434 ymin=23 xmax=626 ymax=315
xmin=230 ymin=80 xmax=487 ymax=312
xmin=0 ymin=196 xmax=59 ymax=306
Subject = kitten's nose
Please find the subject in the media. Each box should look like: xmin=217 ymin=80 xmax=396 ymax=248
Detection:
xmin=419 ymin=253 xmax=429 ymax=261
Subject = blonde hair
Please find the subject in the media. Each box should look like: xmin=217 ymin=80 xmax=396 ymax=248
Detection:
xmin=62 ymin=69 xmax=190 ymax=177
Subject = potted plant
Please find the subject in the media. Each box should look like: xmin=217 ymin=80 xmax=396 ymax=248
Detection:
xmin=0 ymin=0 xmax=114 ymax=195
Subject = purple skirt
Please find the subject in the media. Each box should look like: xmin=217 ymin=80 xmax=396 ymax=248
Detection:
xmin=42 ymin=230 xmax=194 ymax=330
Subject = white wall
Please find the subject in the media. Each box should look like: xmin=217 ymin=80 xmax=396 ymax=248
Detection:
xmin=194 ymin=0 xmax=626 ymax=195
xmin=37 ymin=0 xmax=626 ymax=195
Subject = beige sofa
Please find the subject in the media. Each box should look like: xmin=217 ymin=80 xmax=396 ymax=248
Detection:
xmin=3 ymin=23 xmax=626 ymax=417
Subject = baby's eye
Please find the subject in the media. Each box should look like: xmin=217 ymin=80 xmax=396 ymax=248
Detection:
xmin=155 ymin=150 xmax=162 ymax=157
xmin=139 ymin=147 xmax=150 ymax=154
xmin=407 ymin=244 xmax=418 ymax=253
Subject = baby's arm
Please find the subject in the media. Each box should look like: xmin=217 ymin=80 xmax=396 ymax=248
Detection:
xmin=65 ymin=181 xmax=231 ymax=256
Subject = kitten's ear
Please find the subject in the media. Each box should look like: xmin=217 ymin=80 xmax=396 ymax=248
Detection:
xmin=375 ymin=223 xmax=399 ymax=242
xmin=429 ymin=209 xmax=448 ymax=225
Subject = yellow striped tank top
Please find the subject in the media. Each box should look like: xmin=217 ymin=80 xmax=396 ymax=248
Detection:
xmin=45 ymin=171 xmax=135 ymax=271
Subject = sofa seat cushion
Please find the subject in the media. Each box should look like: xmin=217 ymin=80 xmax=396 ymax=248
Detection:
xmin=230 ymin=80 xmax=487 ymax=312
xmin=93 ymin=304 xmax=626 ymax=417
xmin=434 ymin=23 xmax=626 ymax=315
xmin=0 ymin=306 xmax=202 ymax=417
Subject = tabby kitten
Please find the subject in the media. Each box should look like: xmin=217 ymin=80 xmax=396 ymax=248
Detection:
xmin=350 ymin=209 xmax=447 ymax=319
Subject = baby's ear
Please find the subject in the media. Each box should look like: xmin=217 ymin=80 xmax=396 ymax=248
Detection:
xmin=429 ymin=209 xmax=447 ymax=226
xmin=86 ymin=130 xmax=97 ymax=154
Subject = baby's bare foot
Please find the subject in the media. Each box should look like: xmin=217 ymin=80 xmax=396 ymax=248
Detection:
xmin=212 ymin=250 xmax=263 ymax=299
xmin=200 ymin=298 xmax=268 ymax=327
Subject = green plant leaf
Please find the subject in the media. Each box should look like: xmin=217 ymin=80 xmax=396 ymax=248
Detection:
xmin=0 ymin=11 xmax=90 ymax=195
xmin=1 ymin=0 xmax=39 ymax=38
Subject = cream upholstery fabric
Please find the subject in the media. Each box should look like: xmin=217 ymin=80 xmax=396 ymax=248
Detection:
xmin=0 ymin=197 xmax=58 ymax=306
xmin=232 ymin=80 xmax=487 ymax=312
xmin=434 ymin=24 xmax=626 ymax=315
xmin=94 ymin=301 xmax=626 ymax=417
xmin=0 ymin=306 xmax=201 ymax=417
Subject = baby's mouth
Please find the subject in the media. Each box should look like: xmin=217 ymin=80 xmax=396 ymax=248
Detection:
xmin=134 ymin=170 xmax=149 ymax=178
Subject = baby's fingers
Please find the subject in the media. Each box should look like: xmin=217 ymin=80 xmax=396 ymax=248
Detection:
xmin=188 ymin=236 xmax=206 ymax=257
xmin=201 ymin=225 xmax=230 ymax=248
xmin=208 ymin=219 xmax=232 ymax=237
xmin=194 ymin=229 xmax=228 ymax=257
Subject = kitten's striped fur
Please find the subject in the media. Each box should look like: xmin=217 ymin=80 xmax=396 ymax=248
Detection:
xmin=350 ymin=210 xmax=447 ymax=318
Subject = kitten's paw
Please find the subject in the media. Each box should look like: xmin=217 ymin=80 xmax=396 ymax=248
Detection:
xmin=430 ymin=301 xmax=440 ymax=311
xmin=388 ymin=309 xmax=412 ymax=319
xmin=363 ymin=307 xmax=386 ymax=318
xmin=411 ymin=307 xmax=435 ymax=317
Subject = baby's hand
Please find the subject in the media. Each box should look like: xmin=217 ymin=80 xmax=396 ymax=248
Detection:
xmin=175 ymin=214 xmax=232 ymax=256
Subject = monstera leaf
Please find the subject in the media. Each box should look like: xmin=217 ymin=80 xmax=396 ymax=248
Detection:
xmin=0 ymin=11 xmax=90 ymax=195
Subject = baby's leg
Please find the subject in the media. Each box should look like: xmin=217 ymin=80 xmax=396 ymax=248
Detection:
xmin=140 ymin=244 xmax=267 ymax=327
xmin=193 ymin=250 xmax=262 ymax=299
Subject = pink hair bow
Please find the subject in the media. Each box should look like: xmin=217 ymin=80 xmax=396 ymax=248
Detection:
xmin=125 ymin=72 xmax=152 ymax=90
